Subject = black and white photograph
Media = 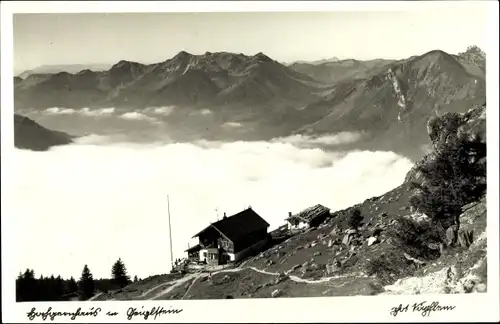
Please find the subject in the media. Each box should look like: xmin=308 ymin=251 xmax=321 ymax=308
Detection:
xmin=1 ymin=1 xmax=499 ymax=322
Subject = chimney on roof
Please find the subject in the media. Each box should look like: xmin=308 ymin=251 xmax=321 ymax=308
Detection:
xmin=223 ymin=212 xmax=227 ymax=219
xmin=288 ymin=212 xmax=292 ymax=217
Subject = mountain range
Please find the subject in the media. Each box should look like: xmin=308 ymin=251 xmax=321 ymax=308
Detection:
xmin=16 ymin=64 xmax=113 ymax=79
xmin=13 ymin=46 xmax=486 ymax=160
xmin=288 ymin=56 xmax=340 ymax=66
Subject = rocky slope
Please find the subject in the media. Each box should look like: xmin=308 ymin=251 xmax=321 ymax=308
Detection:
xmin=294 ymin=49 xmax=485 ymax=160
xmin=13 ymin=114 xmax=74 ymax=151
xmin=93 ymin=104 xmax=487 ymax=300
xmin=92 ymin=188 xmax=486 ymax=300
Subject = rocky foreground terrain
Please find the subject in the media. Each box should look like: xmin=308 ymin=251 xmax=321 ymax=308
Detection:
xmin=91 ymin=104 xmax=487 ymax=300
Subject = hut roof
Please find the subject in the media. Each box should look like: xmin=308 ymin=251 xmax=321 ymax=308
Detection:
xmin=192 ymin=208 xmax=270 ymax=243
xmin=286 ymin=204 xmax=330 ymax=223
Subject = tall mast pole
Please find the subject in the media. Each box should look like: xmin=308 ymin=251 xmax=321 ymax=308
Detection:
xmin=167 ymin=195 xmax=174 ymax=271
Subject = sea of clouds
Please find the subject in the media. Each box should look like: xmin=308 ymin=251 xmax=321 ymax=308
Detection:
xmin=9 ymin=130 xmax=414 ymax=280
xmin=42 ymin=106 xmax=176 ymax=123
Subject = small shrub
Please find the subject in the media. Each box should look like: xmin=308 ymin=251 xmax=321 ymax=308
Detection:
xmin=347 ymin=208 xmax=363 ymax=229
xmin=366 ymin=251 xmax=412 ymax=284
xmin=388 ymin=217 xmax=442 ymax=260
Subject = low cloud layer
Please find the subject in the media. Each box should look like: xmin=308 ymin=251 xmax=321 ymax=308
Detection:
xmin=44 ymin=107 xmax=115 ymax=117
xmin=41 ymin=107 xmax=177 ymax=125
xmin=274 ymin=132 xmax=366 ymax=146
xmin=119 ymin=111 xmax=158 ymax=123
xmin=9 ymin=135 xmax=413 ymax=279
xmin=80 ymin=107 xmax=115 ymax=117
xmin=144 ymin=106 xmax=175 ymax=116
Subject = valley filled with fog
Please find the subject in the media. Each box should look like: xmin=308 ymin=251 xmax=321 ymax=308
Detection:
xmin=11 ymin=108 xmax=414 ymax=279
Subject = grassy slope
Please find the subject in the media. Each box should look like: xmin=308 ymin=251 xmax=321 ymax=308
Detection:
xmin=94 ymin=181 xmax=486 ymax=300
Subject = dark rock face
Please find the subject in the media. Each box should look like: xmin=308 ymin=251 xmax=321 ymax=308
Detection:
xmin=14 ymin=114 xmax=74 ymax=151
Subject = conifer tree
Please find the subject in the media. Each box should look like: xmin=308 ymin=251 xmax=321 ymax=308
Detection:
xmin=19 ymin=269 xmax=37 ymax=301
xmin=68 ymin=276 xmax=78 ymax=293
xmin=77 ymin=265 xmax=95 ymax=300
xmin=111 ymin=258 xmax=131 ymax=288
xmin=410 ymin=110 xmax=486 ymax=232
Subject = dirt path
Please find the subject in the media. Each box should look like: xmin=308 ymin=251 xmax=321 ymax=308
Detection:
xmin=214 ymin=265 xmax=364 ymax=284
xmin=246 ymin=267 xmax=280 ymax=276
xmin=150 ymin=273 xmax=200 ymax=300
xmin=137 ymin=266 xmax=364 ymax=300
xmin=88 ymin=293 xmax=102 ymax=301
xmin=288 ymin=273 xmax=362 ymax=284
xmin=138 ymin=282 xmax=173 ymax=299
xmin=181 ymin=276 xmax=200 ymax=300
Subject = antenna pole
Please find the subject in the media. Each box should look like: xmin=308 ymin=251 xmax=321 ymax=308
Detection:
xmin=167 ymin=195 xmax=174 ymax=272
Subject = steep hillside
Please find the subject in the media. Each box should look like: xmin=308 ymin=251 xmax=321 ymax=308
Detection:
xmin=295 ymin=49 xmax=486 ymax=159
xmin=93 ymin=104 xmax=487 ymax=300
xmin=13 ymin=114 xmax=74 ymax=151
xmin=94 ymin=184 xmax=486 ymax=300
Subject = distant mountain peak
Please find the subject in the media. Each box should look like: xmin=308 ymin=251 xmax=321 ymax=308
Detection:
xmin=253 ymin=52 xmax=273 ymax=63
xmin=424 ymin=49 xmax=450 ymax=57
xmin=52 ymin=71 xmax=72 ymax=79
xmin=111 ymin=60 xmax=143 ymax=70
xmin=289 ymin=56 xmax=341 ymax=66
xmin=410 ymin=49 xmax=461 ymax=68
xmin=16 ymin=63 xmax=113 ymax=79
xmin=173 ymin=50 xmax=193 ymax=60
xmin=76 ymin=69 xmax=94 ymax=75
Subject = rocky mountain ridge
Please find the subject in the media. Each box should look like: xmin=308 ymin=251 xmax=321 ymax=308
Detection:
xmin=14 ymin=51 xmax=319 ymax=110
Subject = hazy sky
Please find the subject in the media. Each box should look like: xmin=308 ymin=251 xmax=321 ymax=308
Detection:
xmin=13 ymin=5 xmax=488 ymax=73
